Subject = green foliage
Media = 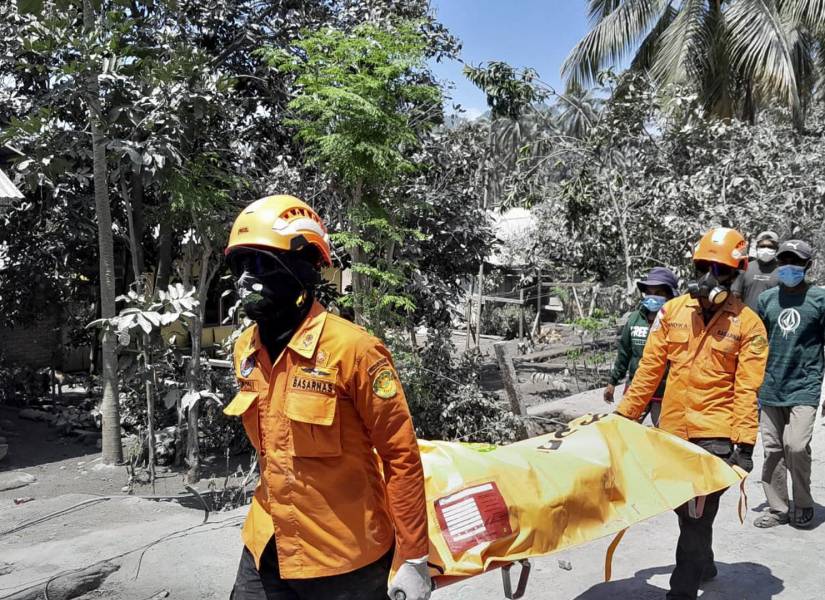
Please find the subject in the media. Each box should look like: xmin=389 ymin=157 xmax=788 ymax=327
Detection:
xmin=571 ymin=316 xmax=607 ymax=333
xmin=262 ymin=21 xmax=441 ymax=189
xmin=261 ymin=19 xmax=459 ymax=334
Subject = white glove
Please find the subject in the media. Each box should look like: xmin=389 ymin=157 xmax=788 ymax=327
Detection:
xmin=387 ymin=559 xmax=431 ymax=600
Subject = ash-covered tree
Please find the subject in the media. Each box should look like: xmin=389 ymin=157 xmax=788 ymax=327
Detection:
xmin=564 ymin=0 xmax=825 ymax=129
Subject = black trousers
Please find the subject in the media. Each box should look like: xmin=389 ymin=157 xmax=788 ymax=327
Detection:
xmin=230 ymin=540 xmax=392 ymax=600
xmin=667 ymin=439 xmax=732 ymax=600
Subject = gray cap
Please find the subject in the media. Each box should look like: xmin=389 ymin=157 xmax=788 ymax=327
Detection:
xmin=756 ymin=231 xmax=779 ymax=244
xmin=778 ymin=239 xmax=813 ymax=261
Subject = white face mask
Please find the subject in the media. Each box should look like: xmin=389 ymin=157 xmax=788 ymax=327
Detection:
xmin=756 ymin=247 xmax=777 ymax=264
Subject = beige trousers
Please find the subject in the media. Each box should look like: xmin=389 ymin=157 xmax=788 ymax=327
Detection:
xmin=760 ymin=405 xmax=817 ymax=513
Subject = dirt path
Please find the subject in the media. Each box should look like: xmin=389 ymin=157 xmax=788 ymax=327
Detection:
xmin=0 ymin=406 xmax=253 ymax=503
xmin=3 ymin=398 xmax=825 ymax=599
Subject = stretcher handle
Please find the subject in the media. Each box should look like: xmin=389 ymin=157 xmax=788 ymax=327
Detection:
xmin=501 ymin=559 xmax=531 ymax=600
xmin=393 ymin=561 xmax=532 ymax=599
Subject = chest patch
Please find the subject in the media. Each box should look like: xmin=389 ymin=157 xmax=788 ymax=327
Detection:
xmin=289 ymin=366 xmax=337 ymax=395
xmin=239 ymin=379 xmax=258 ymax=392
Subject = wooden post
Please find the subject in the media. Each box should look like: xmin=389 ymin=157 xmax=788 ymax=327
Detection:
xmin=493 ymin=341 xmax=528 ymax=440
xmin=465 ymin=279 xmax=473 ymax=351
xmin=571 ymin=285 xmax=585 ymax=319
xmin=475 ymin=267 xmax=484 ymax=348
xmin=518 ymin=288 xmax=524 ymax=342
xmin=536 ymin=270 xmax=542 ymax=317
xmin=588 ymin=283 xmax=601 ymax=317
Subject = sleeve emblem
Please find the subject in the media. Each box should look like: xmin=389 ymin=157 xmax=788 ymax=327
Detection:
xmin=750 ymin=334 xmax=768 ymax=355
xmin=372 ymin=369 xmax=398 ymax=399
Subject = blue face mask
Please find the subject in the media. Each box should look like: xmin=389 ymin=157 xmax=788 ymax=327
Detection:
xmin=641 ymin=295 xmax=667 ymax=314
xmin=777 ymin=265 xmax=806 ymax=288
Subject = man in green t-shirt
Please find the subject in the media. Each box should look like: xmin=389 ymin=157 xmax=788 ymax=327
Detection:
xmin=604 ymin=266 xmax=678 ymax=425
xmin=754 ymin=240 xmax=825 ymax=529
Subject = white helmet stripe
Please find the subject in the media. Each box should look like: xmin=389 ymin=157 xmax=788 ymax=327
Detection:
xmin=273 ymin=216 xmax=326 ymax=238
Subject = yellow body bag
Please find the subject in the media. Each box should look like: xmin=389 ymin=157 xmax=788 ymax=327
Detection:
xmin=419 ymin=414 xmax=745 ymax=585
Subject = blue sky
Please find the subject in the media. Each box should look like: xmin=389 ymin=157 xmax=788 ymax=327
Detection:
xmin=429 ymin=1 xmax=590 ymax=118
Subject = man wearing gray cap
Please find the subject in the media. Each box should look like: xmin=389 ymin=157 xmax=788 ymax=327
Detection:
xmin=733 ymin=230 xmax=780 ymax=311
xmin=754 ymin=239 xmax=825 ymax=529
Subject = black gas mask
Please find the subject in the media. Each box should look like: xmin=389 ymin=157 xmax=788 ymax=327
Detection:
xmin=687 ymin=261 xmax=737 ymax=306
xmin=227 ymin=247 xmax=320 ymax=327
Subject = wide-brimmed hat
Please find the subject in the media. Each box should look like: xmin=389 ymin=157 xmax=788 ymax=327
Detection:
xmin=636 ymin=266 xmax=678 ymax=297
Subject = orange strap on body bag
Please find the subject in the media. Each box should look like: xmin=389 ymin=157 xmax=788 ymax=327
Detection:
xmin=603 ymin=471 xmax=749 ymax=582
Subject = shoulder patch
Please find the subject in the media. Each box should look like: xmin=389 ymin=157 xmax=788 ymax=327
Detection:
xmin=372 ymin=369 xmax=398 ymax=399
xmin=240 ymin=356 xmax=255 ymax=377
xmin=367 ymin=357 xmax=391 ymax=377
xmin=750 ymin=334 xmax=768 ymax=355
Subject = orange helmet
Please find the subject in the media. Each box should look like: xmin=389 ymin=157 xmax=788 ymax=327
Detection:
xmin=693 ymin=227 xmax=748 ymax=270
xmin=225 ymin=195 xmax=332 ymax=267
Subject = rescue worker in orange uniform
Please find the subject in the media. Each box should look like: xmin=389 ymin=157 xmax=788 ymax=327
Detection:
xmin=223 ymin=195 xmax=431 ymax=600
xmin=616 ymin=227 xmax=769 ymax=600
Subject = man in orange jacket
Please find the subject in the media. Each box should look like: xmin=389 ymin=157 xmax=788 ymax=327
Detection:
xmin=616 ymin=227 xmax=768 ymax=600
xmin=223 ymin=195 xmax=430 ymax=600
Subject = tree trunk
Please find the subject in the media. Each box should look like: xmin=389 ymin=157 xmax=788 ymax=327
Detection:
xmin=185 ymin=242 xmax=216 ymax=483
xmin=130 ymin=163 xmax=146 ymax=275
xmin=122 ymin=167 xmax=155 ymax=484
xmin=141 ymin=337 xmax=156 ymax=486
xmin=474 ymin=179 xmax=489 ymax=348
xmin=84 ymin=0 xmax=122 ymax=464
xmin=348 ymin=179 xmax=368 ymax=325
xmin=185 ymin=320 xmax=201 ymax=484
xmin=155 ymin=218 xmax=173 ymax=297
xmin=606 ymin=183 xmax=633 ymax=295
xmin=473 ymin=122 xmax=495 ymax=348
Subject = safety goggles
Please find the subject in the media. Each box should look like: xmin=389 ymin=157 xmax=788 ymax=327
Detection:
xmin=227 ymin=248 xmax=291 ymax=279
xmin=694 ymin=261 xmax=736 ymax=279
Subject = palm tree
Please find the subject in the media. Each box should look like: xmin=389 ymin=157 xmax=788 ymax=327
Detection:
xmin=554 ymin=84 xmax=603 ymax=138
xmin=563 ymin=0 xmax=825 ymax=129
xmin=83 ymin=0 xmax=122 ymax=464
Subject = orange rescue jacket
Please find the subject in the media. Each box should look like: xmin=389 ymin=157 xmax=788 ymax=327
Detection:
xmin=223 ymin=301 xmax=429 ymax=578
xmin=617 ymin=294 xmax=768 ymax=445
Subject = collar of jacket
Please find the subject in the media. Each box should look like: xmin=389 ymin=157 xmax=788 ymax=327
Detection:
xmin=683 ymin=294 xmax=741 ymax=314
xmin=239 ymin=300 xmax=328 ymax=364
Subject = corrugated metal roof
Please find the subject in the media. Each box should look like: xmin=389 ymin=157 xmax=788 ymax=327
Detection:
xmin=0 ymin=167 xmax=24 ymax=202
